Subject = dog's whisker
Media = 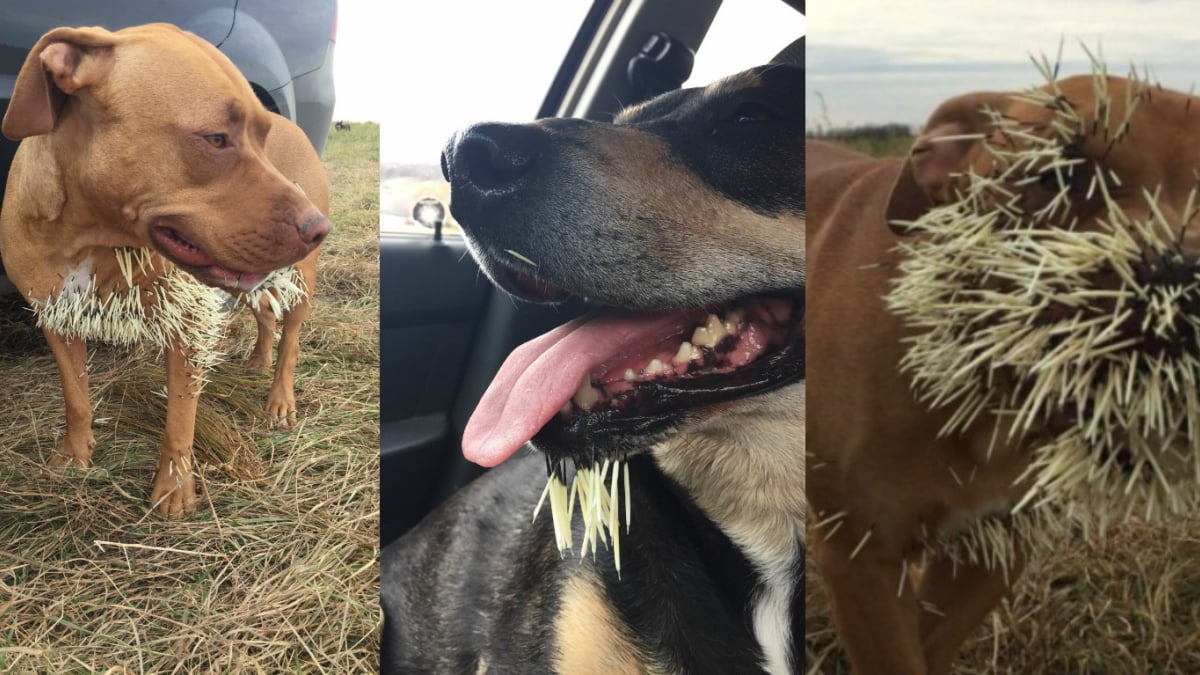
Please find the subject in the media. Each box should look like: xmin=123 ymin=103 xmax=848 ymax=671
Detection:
xmin=503 ymin=249 xmax=538 ymax=267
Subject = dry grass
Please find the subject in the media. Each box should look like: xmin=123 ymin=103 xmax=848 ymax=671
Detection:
xmin=0 ymin=122 xmax=380 ymax=673
xmin=806 ymin=521 xmax=1200 ymax=674
xmin=806 ymin=136 xmax=1200 ymax=674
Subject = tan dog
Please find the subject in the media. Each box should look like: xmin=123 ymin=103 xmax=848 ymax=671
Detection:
xmin=808 ymin=74 xmax=1200 ymax=674
xmin=0 ymin=24 xmax=329 ymax=518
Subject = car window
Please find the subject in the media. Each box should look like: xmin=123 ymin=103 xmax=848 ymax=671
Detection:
xmin=379 ymin=0 xmax=803 ymax=239
xmin=380 ymin=0 xmax=593 ymax=237
xmin=685 ymin=0 xmax=804 ymax=88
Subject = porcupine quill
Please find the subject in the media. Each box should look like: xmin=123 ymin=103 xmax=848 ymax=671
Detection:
xmin=533 ymin=454 xmax=632 ymax=576
xmin=32 ymin=247 xmax=307 ymax=391
xmin=887 ymin=46 xmax=1200 ymax=573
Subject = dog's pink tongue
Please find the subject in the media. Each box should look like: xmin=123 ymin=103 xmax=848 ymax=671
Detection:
xmin=462 ymin=310 xmax=697 ymax=467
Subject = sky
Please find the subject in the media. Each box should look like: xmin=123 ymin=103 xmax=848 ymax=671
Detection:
xmin=807 ymin=0 xmax=1200 ymax=130
xmin=332 ymin=0 xmax=805 ymax=165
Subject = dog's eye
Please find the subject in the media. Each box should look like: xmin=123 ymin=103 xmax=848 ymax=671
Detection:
xmin=203 ymin=134 xmax=228 ymax=149
xmin=729 ymin=102 xmax=778 ymax=124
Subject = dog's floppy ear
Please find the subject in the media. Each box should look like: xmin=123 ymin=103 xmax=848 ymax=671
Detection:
xmin=2 ymin=26 xmax=117 ymax=140
xmin=886 ymin=91 xmax=1013 ymax=234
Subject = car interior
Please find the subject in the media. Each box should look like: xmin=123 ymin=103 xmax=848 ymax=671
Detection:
xmin=380 ymin=0 xmax=805 ymax=546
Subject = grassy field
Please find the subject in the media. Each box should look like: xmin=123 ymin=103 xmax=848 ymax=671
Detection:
xmin=806 ymin=123 xmax=913 ymax=157
xmin=805 ymin=136 xmax=1200 ymax=674
xmin=0 ymin=123 xmax=380 ymax=673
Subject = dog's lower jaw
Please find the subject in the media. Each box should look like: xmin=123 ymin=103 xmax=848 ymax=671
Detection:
xmin=650 ymin=382 xmax=805 ymax=675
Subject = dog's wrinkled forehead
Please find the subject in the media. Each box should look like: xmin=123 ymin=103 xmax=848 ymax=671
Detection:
xmin=612 ymin=65 xmax=804 ymax=216
xmin=103 ymin=27 xmax=267 ymax=132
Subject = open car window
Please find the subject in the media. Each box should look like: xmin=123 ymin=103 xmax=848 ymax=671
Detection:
xmin=685 ymin=0 xmax=805 ymax=87
xmin=380 ymin=0 xmax=594 ymax=237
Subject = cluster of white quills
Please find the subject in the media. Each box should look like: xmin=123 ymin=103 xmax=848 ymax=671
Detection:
xmin=887 ymin=49 xmax=1200 ymax=573
xmin=534 ymin=459 xmax=632 ymax=576
xmin=31 ymin=247 xmax=306 ymax=391
xmin=237 ymin=265 xmax=308 ymax=321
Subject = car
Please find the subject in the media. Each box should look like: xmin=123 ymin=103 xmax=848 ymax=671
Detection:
xmin=378 ymin=0 xmax=805 ymax=546
xmin=0 ymin=0 xmax=337 ymax=290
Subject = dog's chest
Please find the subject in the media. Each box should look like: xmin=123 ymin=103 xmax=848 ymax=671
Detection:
xmin=30 ymin=247 xmax=226 ymax=363
xmin=751 ymin=549 xmax=801 ymax=675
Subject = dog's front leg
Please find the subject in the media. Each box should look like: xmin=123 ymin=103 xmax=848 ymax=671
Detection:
xmin=916 ymin=545 xmax=1027 ymax=675
xmin=43 ymin=328 xmax=96 ymax=467
xmin=813 ymin=533 xmax=928 ymax=674
xmin=263 ymin=256 xmax=316 ymax=429
xmin=247 ymin=295 xmax=277 ymax=371
xmin=150 ymin=345 xmax=201 ymax=518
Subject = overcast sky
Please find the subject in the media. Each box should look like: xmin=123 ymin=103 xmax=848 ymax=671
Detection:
xmin=807 ymin=0 xmax=1200 ymax=130
xmin=333 ymin=0 xmax=804 ymax=165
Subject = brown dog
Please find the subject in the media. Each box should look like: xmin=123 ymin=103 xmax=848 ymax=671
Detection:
xmin=808 ymin=73 xmax=1200 ymax=674
xmin=0 ymin=24 xmax=328 ymax=518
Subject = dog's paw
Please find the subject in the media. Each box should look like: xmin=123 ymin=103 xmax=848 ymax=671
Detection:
xmin=266 ymin=387 xmax=298 ymax=429
xmin=272 ymin=414 xmax=299 ymax=430
xmin=150 ymin=453 xmax=198 ymax=519
xmin=48 ymin=435 xmax=96 ymax=468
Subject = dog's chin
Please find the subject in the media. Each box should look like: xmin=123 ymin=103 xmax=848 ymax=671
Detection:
xmin=150 ymin=222 xmax=270 ymax=291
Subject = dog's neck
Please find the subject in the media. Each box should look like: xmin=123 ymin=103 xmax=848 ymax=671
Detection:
xmin=650 ymin=382 xmax=804 ymax=675
xmin=10 ymin=134 xmax=142 ymax=254
xmin=651 ymin=383 xmax=805 ymax=559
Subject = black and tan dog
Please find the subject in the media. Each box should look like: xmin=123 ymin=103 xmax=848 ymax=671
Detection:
xmin=380 ymin=44 xmax=804 ymax=675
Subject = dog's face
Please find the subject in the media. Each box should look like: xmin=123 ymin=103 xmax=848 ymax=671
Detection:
xmin=891 ymin=76 xmax=1200 ymax=242
xmin=888 ymin=73 xmax=1200 ymax=509
xmin=443 ymin=64 xmax=804 ymax=470
xmin=2 ymin=23 xmax=328 ymax=291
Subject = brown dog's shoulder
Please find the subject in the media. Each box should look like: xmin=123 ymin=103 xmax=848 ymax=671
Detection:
xmin=265 ymin=114 xmax=330 ymax=215
xmin=5 ymin=138 xmax=65 ymax=223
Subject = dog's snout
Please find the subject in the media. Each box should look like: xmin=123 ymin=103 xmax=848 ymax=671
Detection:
xmin=297 ymin=210 xmax=330 ymax=250
xmin=444 ymin=123 xmax=543 ymax=196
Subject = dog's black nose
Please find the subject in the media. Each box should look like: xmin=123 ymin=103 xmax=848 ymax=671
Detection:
xmin=442 ymin=123 xmax=543 ymax=198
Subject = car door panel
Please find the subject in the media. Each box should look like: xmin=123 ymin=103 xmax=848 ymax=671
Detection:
xmin=379 ymin=236 xmax=490 ymax=542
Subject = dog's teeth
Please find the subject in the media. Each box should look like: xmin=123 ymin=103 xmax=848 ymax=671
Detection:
xmin=623 ymin=368 xmax=637 ymax=381
xmin=705 ymin=313 xmax=728 ymax=343
xmin=572 ymin=377 xmax=601 ymax=410
xmin=691 ymin=326 xmax=715 ymax=348
xmin=725 ymin=308 xmax=745 ymax=333
xmin=560 ymin=401 xmax=574 ymax=417
xmin=673 ymin=341 xmax=695 ymax=364
xmin=645 ymin=358 xmax=667 ymax=375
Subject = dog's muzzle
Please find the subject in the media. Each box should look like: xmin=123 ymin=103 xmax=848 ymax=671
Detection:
xmin=442 ymin=123 xmax=545 ymax=213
